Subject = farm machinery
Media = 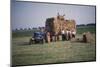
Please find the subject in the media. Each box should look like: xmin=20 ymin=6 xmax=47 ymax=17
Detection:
xmin=29 ymin=13 xmax=76 ymax=44
xmin=45 ymin=13 xmax=76 ymax=42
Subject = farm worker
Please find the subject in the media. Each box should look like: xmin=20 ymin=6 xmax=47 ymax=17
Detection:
xmin=47 ymin=32 xmax=50 ymax=43
xmin=67 ymin=29 xmax=72 ymax=40
xmin=54 ymin=32 xmax=58 ymax=41
xmin=71 ymin=29 xmax=76 ymax=38
xmin=66 ymin=29 xmax=72 ymax=40
xmin=65 ymin=29 xmax=69 ymax=40
xmin=61 ymin=29 xmax=65 ymax=41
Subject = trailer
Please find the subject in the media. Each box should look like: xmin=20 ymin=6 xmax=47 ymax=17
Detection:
xmin=45 ymin=14 xmax=76 ymax=41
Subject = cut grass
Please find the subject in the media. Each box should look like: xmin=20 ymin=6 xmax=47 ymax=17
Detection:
xmin=12 ymin=36 xmax=96 ymax=66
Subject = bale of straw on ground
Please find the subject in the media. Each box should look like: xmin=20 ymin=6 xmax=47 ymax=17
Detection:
xmin=83 ymin=32 xmax=95 ymax=43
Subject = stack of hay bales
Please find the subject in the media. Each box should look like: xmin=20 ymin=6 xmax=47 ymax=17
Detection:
xmin=63 ymin=20 xmax=76 ymax=31
xmin=83 ymin=32 xmax=95 ymax=43
xmin=45 ymin=13 xmax=76 ymax=41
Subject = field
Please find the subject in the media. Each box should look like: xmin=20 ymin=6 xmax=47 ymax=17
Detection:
xmin=12 ymin=26 xmax=96 ymax=66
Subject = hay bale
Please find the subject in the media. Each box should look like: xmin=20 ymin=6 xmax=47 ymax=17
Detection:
xmin=45 ymin=14 xmax=76 ymax=37
xmin=82 ymin=32 xmax=95 ymax=43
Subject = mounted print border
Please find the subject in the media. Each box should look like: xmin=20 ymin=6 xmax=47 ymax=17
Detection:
xmin=11 ymin=1 xmax=96 ymax=66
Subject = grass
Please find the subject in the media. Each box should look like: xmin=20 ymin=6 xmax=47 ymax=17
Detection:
xmin=77 ymin=26 xmax=96 ymax=34
xmin=12 ymin=26 xmax=96 ymax=66
xmin=12 ymin=35 xmax=96 ymax=66
xmin=12 ymin=26 xmax=96 ymax=37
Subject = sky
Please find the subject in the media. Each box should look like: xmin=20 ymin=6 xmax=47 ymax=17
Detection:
xmin=11 ymin=1 xmax=96 ymax=30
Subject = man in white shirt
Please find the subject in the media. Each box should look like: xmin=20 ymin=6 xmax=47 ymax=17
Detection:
xmin=71 ymin=29 xmax=76 ymax=38
xmin=61 ymin=29 xmax=65 ymax=41
xmin=66 ymin=29 xmax=72 ymax=40
xmin=65 ymin=29 xmax=69 ymax=40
